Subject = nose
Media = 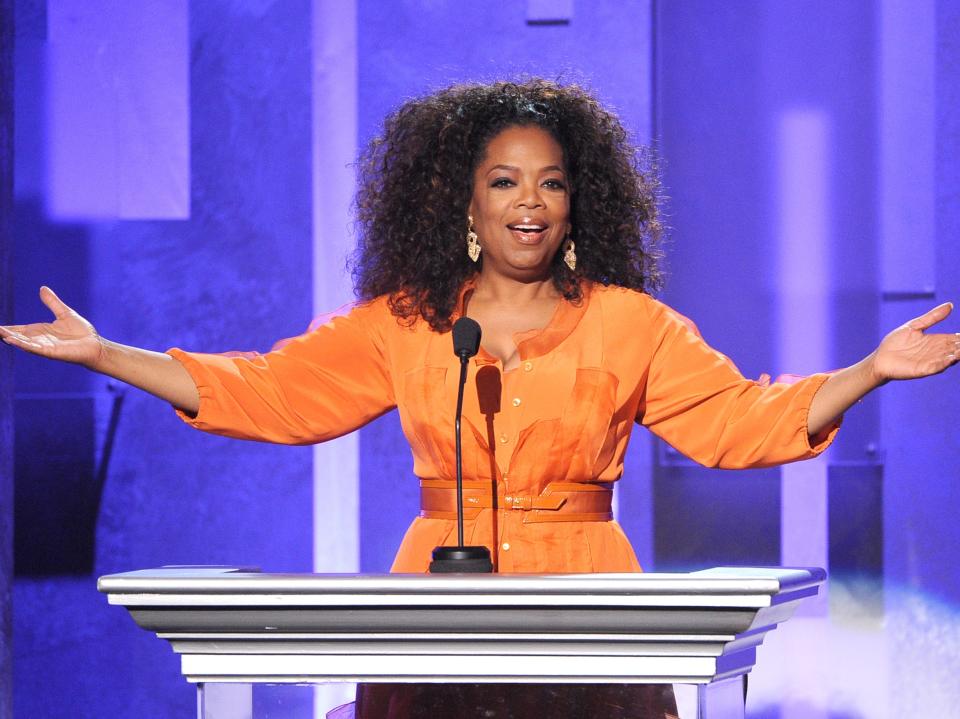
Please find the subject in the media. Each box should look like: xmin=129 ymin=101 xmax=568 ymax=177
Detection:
xmin=514 ymin=179 xmax=545 ymax=209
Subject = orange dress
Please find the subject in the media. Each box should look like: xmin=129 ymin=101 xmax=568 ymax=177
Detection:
xmin=168 ymin=281 xmax=838 ymax=574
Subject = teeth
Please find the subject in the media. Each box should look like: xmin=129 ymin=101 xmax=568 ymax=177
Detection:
xmin=511 ymin=225 xmax=545 ymax=231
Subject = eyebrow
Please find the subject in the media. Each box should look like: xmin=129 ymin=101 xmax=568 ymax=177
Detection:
xmin=486 ymin=164 xmax=567 ymax=174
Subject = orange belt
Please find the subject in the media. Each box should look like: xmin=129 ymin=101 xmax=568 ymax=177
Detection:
xmin=419 ymin=479 xmax=613 ymax=524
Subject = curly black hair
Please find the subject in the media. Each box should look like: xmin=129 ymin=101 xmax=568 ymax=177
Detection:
xmin=352 ymin=78 xmax=663 ymax=332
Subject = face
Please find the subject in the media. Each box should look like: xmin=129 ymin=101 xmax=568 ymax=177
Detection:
xmin=468 ymin=125 xmax=572 ymax=282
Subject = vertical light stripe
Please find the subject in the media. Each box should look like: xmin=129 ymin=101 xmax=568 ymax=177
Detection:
xmin=776 ymin=108 xmax=831 ymax=606
xmin=310 ymin=0 xmax=359 ymax=572
xmin=613 ymin=0 xmax=653 ymax=564
xmin=775 ymin=109 xmax=831 ymax=719
xmin=311 ymin=0 xmax=358 ymax=715
xmin=879 ymin=0 xmax=936 ymax=296
xmin=198 ymin=683 xmax=252 ymax=719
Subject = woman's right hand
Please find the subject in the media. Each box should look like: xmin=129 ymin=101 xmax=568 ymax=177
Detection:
xmin=0 ymin=286 xmax=105 ymax=368
xmin=2 ymin=285 xmax=200 ymax=413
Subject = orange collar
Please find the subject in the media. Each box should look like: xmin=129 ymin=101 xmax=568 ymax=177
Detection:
xmin=453 ymin=278 xmax=591 ymax=363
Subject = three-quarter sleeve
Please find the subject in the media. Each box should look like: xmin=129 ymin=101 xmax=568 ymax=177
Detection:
xmin=637 ymin=298 xmax=839 ymax=469
xmin=166 ymin=299 xmax=396 ymax=444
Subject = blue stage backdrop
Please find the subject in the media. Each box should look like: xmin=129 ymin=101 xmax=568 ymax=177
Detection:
xmin=1 ymin=1 xmax=15 ymax=716
xmin=13 ymin=2 xmax=313 ymax=717
xmin=5 ymin=1 xmax=960 ymax=718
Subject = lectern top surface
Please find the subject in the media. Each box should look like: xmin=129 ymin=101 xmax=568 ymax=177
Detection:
xmin=98 ymin=566 xmax=825 ymax=602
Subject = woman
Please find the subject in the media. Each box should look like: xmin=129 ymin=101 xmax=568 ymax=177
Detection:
xmin=2 ymin=80 xmax=958 ymax=717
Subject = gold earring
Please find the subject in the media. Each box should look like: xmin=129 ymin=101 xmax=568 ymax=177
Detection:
xmin=467 ymin=215 xmax=481 ymax=262
xmin=563 ymin=237 xmax=576 ymax=271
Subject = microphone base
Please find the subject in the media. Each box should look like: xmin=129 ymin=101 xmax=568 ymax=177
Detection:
xmin=429 ymin=546 xmax=493 ymax=574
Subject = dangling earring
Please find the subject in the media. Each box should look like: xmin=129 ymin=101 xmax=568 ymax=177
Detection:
xmin=466 ymin=215 xmax=481 ymax=263
xmin=563 ymin=237 xmax=577 ymax=271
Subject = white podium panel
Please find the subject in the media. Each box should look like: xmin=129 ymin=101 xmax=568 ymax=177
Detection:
xmin=99 ymin=566 xmax=825 ymax=717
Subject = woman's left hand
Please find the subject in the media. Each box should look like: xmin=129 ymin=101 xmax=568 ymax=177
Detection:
xmin=808 ymin=302 xmax=956 ymax=436
xmin=868 ymin=302 xmax=960 ymax=383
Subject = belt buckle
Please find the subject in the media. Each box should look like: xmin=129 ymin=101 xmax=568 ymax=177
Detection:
xmin=503 ymin=494 xmax=532 ymax=511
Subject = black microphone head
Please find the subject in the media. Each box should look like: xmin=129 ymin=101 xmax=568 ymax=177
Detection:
xmin=452 ymin=317 xmax=482 ymax=358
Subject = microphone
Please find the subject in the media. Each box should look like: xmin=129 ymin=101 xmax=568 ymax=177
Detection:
xmin=429 ymin=317 xmax=494 ymax=573
xmin=452 ymin=316 xmax=481 ymax=359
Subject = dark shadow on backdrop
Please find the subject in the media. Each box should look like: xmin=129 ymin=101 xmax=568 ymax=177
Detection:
xmin=653 ymin=447 xmax=781 ymax=571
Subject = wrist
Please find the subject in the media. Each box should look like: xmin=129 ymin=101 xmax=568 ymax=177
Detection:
xmin=860 ymin=351 xmax=888 ymax=389
xmin=86 ymin=336 xmax=113 ymax=373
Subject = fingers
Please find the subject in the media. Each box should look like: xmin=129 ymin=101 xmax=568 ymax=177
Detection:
xmin=38 ymin=285 xmax=73 ymax=319
xmin=948 ymin=334 xmax=960 ymax=364
xmin=923 ymin=333 xmax=960 ymax=376
xmin=0 ymin=326 xmax=44 ymax=352
xmin=907 ymin=302 xmax=953 ymax=331
xmin=937 ymin=347 xmax=959 ymax=375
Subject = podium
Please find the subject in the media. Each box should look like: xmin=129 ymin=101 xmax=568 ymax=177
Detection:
xmin=98 ymin=566 xmax=825 ymax=718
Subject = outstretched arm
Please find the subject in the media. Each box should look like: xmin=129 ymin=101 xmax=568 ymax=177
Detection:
xmin=0 ymin=286 xmax=200 ymax=414
xmin=807 ymin=302 xmax=959 ymax=436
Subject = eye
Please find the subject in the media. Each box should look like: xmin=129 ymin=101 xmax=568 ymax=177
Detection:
xmin=491 ymin=177 xmax=514 ymax=188
xmin=543 ymin=178 xmax=567 ymax=190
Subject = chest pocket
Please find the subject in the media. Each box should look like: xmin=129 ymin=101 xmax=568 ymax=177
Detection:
xmin=562 ymin=367 xmax=620 ymax=479
xmin=511 ymin=367 xmax=620 ymax=486
xmin=399 ymin=365 xmax=454 ymax=480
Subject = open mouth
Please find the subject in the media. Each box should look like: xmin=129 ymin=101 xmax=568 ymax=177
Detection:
xmin=506 ymin=223 xmax=549 ymax=242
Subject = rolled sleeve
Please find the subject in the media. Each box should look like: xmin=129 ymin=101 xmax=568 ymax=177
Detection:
xmin=638 ymin=299 xmax=841 ymax=469
xmin=166 ymin=299 xmax=397 ymax=445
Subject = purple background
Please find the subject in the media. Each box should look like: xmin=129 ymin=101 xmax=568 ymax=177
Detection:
xmin=2 ymin=1 xmax=959 ymax=717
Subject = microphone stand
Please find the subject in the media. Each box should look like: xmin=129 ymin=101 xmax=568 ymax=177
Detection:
xmin=429 ymin=320 xmax=493 ymax=574
xmin=454 ymin=354 xmax=468 ymax=548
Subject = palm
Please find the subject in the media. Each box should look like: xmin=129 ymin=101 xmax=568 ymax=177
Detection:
xmin=872 ymin=303 xmax=959 ymax=381
xmin=0 ymin=287 xmax=103 ymax=367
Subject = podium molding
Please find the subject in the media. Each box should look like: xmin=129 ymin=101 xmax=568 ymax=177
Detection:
xmin=99 ymin=566 xmax=825 ymax=717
